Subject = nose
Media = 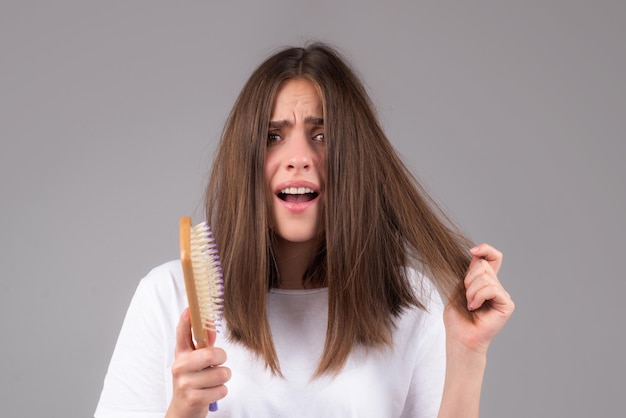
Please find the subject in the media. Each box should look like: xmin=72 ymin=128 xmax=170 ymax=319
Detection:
xmin=284 ymin=134 xmax=314 ymax=172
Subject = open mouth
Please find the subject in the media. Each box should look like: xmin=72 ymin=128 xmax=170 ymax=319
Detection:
xmin=277 ymin=187 xmax=319 ymax=203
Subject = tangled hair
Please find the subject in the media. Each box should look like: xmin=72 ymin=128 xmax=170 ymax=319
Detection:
xmin=205 ymin=42 xmax=473 ymax=377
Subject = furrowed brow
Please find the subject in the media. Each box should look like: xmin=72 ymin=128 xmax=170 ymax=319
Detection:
xmin=268 ymin=117 xmax=323 ymax=129
xmin=269 ymin=120 xmax=292 ymax=129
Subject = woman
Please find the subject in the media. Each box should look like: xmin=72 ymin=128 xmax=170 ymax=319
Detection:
xmin=96 ymin=43 xmax=514 ymax=418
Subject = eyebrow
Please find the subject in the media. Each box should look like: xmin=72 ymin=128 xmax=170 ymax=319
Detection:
xmin=268 ymin=116 xmax=324 ymax=129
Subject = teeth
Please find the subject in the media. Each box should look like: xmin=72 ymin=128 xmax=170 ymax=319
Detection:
xmin=280 ymin=187 xmax=315 ymax=195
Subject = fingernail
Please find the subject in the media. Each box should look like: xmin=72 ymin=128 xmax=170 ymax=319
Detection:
xmin=470 ymin=246 xmax=479 ymax=253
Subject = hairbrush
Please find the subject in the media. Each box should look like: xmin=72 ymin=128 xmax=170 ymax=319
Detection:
xmin=179 ymin=216 xmax=224 ymax=412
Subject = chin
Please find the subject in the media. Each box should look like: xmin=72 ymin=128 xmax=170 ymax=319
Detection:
xmin=272 ymin=217 xmax=321 ymax=243
xmin=274 ymin=228 xmax=321 ymax=245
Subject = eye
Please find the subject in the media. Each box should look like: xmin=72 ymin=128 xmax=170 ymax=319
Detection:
xmin=267 ymin=132 xmax=281 ymax=143
xmin=312 ymin=132 xmax=325 ymax=142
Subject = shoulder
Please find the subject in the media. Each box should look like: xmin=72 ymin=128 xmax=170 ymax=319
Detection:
xmin=136 ymin=260 xmax=184 ymax=295
xmin=129 ymin=260 xmax=188 ymax=319
xmin=392 ymin=268 xmax=445 ymax=347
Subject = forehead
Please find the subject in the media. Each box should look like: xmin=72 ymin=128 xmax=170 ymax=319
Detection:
xmin=270 ymin=78 xmax=322 ymax=119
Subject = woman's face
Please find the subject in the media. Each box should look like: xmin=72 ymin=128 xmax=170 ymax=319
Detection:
xmin=265 ymin=78 xmax=326 ymax=245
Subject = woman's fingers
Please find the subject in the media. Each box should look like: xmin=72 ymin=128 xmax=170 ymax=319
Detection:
xmin=464 ymin=258 xmax=495 ymax=289
xmin=465 ymin=243 xmax=514 ymax=314
xmin=467 ymin=280 xmax=512 ymax=314
xmin=469 ymin=243 xmax=503 ymax=274
xmin=177 ymin=364 xmax=231 ymax=391
xmin=170 ymin=346 xmax=230 ymax=414
xmin=170 ymin=372 xmax=229 ymax=414
xmin=168 ymin=308 xmax=231 ymax=416
xmin=464 ymin=257 xmax=512 ymax=313
xmin=444 ymin=243 xmax=514 ymax=354
xmin=175 ymin=308 xmax=195 ymax=355
xmin=172 ymin=344 xmax=228 ymax=375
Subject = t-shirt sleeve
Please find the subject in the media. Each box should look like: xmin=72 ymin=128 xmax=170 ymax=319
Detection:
xmin=94 ymin=263 xmax=183 ymax=418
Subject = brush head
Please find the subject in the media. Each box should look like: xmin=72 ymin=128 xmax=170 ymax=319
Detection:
xmin=180 ymin=216 xmax=224 ymax=348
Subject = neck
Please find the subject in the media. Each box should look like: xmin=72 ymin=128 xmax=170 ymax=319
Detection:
xmin=273 ymin=237 xmax=319 ymax=290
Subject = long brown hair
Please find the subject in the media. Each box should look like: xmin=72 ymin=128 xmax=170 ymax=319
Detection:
xmin=206 ymin=43 xmax=473 ymax=377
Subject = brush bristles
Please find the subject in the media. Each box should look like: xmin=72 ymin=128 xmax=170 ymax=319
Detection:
xmin=190 ymin=221 xmax=224 ymax=332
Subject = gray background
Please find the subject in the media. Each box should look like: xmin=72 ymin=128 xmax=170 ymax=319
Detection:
xmin=1 ymin=1 xmax=624 ymax=417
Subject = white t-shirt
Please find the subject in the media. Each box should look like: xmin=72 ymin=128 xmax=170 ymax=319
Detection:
xmin=95 ymin=261 xmax=446 ymax=418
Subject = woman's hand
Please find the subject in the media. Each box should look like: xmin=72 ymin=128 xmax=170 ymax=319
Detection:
xmin=165 ymin=308 xmax=230 ymax=418
xmin=438 ymin=243 xmax=514 ymax=418
xmin=444 ymin=243 xmax=515 ymax=355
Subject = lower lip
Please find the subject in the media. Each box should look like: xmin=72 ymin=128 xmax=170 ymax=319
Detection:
xmin=276 ymin=195 xmax=319 ymax=214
